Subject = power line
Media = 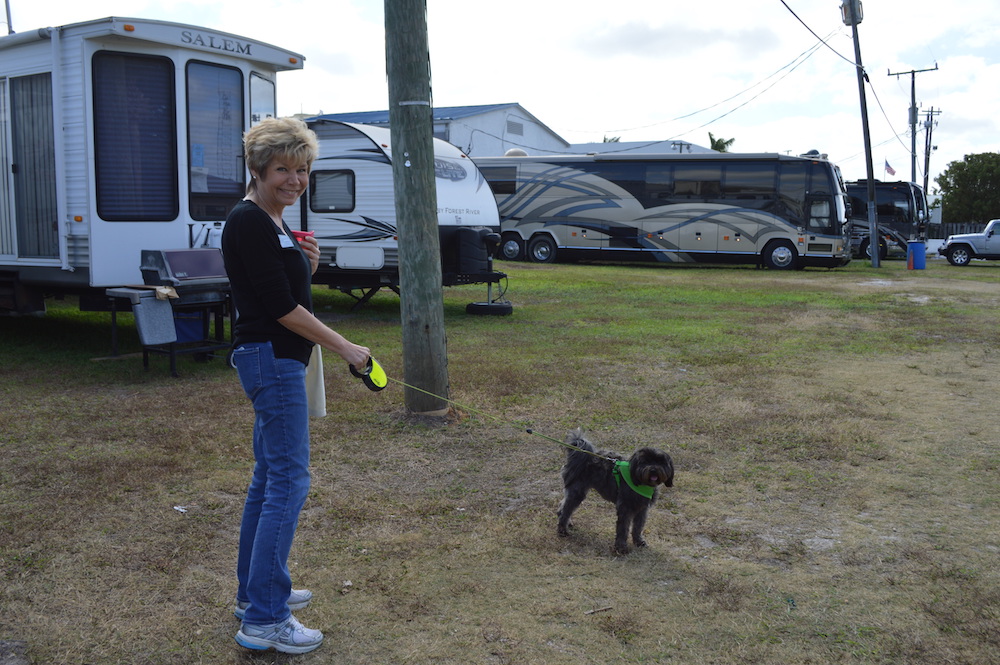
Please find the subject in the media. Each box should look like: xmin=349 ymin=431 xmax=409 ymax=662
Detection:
xmin=657 ymin=37 xmax=828 ymax=143
xmin=778 ymin=0 xmax=924 ymax=180
xmin=467 ymin=2 xmax=921 ymax=162
xmin=866 ymin=83 xmax=911 ymax=156
xmin=596 ymin=31 xmax=833 ymax=135
xmin=778 ymin=0 xmax=856 ymax=66
xmin=597 ymin=2 xmax=857 ymax=142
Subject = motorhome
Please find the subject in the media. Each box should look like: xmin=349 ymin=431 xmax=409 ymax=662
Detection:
xmin=844 ymin=180 xmax=928 ymax=259
xmin=476 ymin=151 xmax=852 ymax=270
xmin=0 ymin=17 xmax=304 ymax=313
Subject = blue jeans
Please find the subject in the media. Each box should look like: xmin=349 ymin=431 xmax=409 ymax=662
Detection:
xmin=231 ymin=341 xmax=310 ymax=626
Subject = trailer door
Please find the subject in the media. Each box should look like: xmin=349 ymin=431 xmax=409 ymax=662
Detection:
xmin=8 ymin=74 xmax=58 ymax=259
xmin=0 ymin=79 xmax=10 ymax=258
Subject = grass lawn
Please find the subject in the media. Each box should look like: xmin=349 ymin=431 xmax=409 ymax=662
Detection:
xmin=2 ymin=256 xmax=999 ymax=664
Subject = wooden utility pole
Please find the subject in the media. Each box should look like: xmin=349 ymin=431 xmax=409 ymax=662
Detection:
xmin=922 ymin=107 xmax=942 ymax=195
xmin=385 ymin=0 xmax=449 ymax=415
xmin=888 ymin=64 xmax=938 ymax=183
xmin=842 ymin=0 xmax=880 ymax=267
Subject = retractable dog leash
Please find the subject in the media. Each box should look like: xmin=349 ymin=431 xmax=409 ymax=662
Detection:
xmin=348 ymin=358 xmax=613 ymax=462
xmin=349 ymin=357 xmax=388 ymax=392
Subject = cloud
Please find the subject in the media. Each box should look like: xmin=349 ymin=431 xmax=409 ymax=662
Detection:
xmin=581 ymin=21 xmax=779 ymax=62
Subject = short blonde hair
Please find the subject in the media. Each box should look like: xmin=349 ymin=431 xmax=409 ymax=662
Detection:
xmin=243 ymin=117 xmax=319 ymax=194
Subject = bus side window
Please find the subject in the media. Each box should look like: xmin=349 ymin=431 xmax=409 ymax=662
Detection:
xmin=778 ymin=163 xmax=807 ymax=226
xmin=673 ymin=163 xmax=722 ymax=201
xmin=646 ymin=164 xmax=673 ymax=204
xmin=723 ymin=163 xmax=776 ymax=202
xmin=808 ymin=198 xmax=832 ymax=233
xmin=587 ymin=162 xmax=645 ymax=201
xmin=480 ymin=166 xmax=517 ymax=196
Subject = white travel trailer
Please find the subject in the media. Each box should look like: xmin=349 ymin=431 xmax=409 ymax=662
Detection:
xmin=0 ymin=17 xmax=303 ymax=313
xmin=297 ymin=118 xmax=504 ymax=308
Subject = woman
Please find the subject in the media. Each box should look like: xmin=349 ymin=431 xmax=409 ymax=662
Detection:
xmin=222 ymin=117 xmax=370 ymax=654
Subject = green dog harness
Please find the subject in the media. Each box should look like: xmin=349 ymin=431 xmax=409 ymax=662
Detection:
xmin=613 ymin=460 xmax=656 ymax=499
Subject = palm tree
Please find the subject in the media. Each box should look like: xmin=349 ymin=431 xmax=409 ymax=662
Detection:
xmin=708 ymin=132 xmax=735 ymax=153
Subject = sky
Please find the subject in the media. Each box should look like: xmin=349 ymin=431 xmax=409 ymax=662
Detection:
xmin=7 ymin=0 xmax=999 ymax=192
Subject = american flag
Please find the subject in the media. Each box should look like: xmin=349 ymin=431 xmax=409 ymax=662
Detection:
xmin=884 ymin=160 xmax=896 ymax=176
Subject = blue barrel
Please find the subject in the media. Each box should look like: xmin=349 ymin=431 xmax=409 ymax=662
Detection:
xmin=907 ymin=240 xmax=926 ymax=270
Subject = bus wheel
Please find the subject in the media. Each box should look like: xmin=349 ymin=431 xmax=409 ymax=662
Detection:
xmin=860 ymin=237 xmax=888 ymax=260
xmin=763 ymin=240 xmax=798 ymax=270
xmin=499 ymin=234 xmax=525 ymax=261
xmin=946 ymin=245 xmax=972 ymax=266
xmin=528 ymin=235 xmax=557 ymax=263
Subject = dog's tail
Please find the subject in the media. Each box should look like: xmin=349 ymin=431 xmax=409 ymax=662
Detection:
xmin=564 ymin=428 xmax=596 ymax=455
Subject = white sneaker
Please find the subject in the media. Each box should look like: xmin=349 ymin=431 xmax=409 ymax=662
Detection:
xmin=235 ymin=615 xmax=323 ymax=654
xmin=233 ymin=588 xmax=312 ymax=620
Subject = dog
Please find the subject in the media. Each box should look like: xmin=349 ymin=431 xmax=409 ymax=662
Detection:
xmin=557 ymin=429 xmax=674 ymax=555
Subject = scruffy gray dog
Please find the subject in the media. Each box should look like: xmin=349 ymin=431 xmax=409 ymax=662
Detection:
xmin=557 ymin=429 xmax=674 ymax=554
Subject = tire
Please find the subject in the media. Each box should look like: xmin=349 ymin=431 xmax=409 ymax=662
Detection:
xmin=527 ymin=235 xmax=557 ymax=263
xmin=499 ymin=234 xmax=525 ymax=261
xmin=762 ymin=240 xmax=798 ymax=270
xmin=466 ymin=301 xmax=513 ymax=316
xmin=946 ymin=245 xmax=972 ymax=266
xmin=860 ymin=237 xmax=888 ymax=261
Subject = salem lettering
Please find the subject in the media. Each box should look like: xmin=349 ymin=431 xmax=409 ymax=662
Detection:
xmin=180 ymin=30 xmax=252 ymax=56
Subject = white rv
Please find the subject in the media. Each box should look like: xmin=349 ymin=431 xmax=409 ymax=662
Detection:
xmin=298 ymin=119 xmax=503 ymax=305
xmin=0 ymin=17 xmax=303 ymax=313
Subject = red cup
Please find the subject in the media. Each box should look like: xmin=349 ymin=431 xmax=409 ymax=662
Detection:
xmin=291 ymin=230 xmax=314 ymax=242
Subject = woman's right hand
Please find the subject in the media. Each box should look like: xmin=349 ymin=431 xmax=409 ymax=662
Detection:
xmin=341 ymin=343 xmax=371 ymax=369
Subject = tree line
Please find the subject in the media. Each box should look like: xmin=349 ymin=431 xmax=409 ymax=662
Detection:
xmin=936 ymin=153 xmax=1000 ymax=227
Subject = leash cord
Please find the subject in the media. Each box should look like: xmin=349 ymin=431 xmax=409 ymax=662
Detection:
xmin=382 ymin=374 xmax=613 ymax=462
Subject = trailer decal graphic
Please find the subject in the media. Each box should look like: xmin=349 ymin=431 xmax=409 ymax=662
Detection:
xmin=318 ymin=216 xmax=396 ymax=242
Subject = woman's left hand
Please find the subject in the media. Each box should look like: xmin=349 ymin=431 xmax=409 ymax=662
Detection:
xmin=300 ymin=235 xmax=320 ymax=274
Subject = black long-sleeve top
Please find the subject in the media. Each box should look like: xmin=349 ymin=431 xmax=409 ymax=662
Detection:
xmin=222 ymin=199 xmax=314 ymax=364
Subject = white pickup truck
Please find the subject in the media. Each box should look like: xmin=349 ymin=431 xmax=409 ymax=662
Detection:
xmin=938 ymin=219 xmax=1000 ymax=266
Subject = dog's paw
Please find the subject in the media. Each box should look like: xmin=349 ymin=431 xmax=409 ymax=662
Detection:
xmin=634 ymin=537 xmax=648 ymax=548
xmin=557 ymin=525 xmax=571 ymax=537
xmin=613 ymin=541 xmax=630 ymax=555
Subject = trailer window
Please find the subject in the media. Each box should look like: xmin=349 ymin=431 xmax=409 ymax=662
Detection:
xmin=187 ymin=61 xmax=245 ymax=221
xmin=249 ymin=73 xmax=276 ymax=126
xmin=93 ymin=52 xmax=178 ymax=221
xmin=310 ymin=170 xmax=355 ymax=212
